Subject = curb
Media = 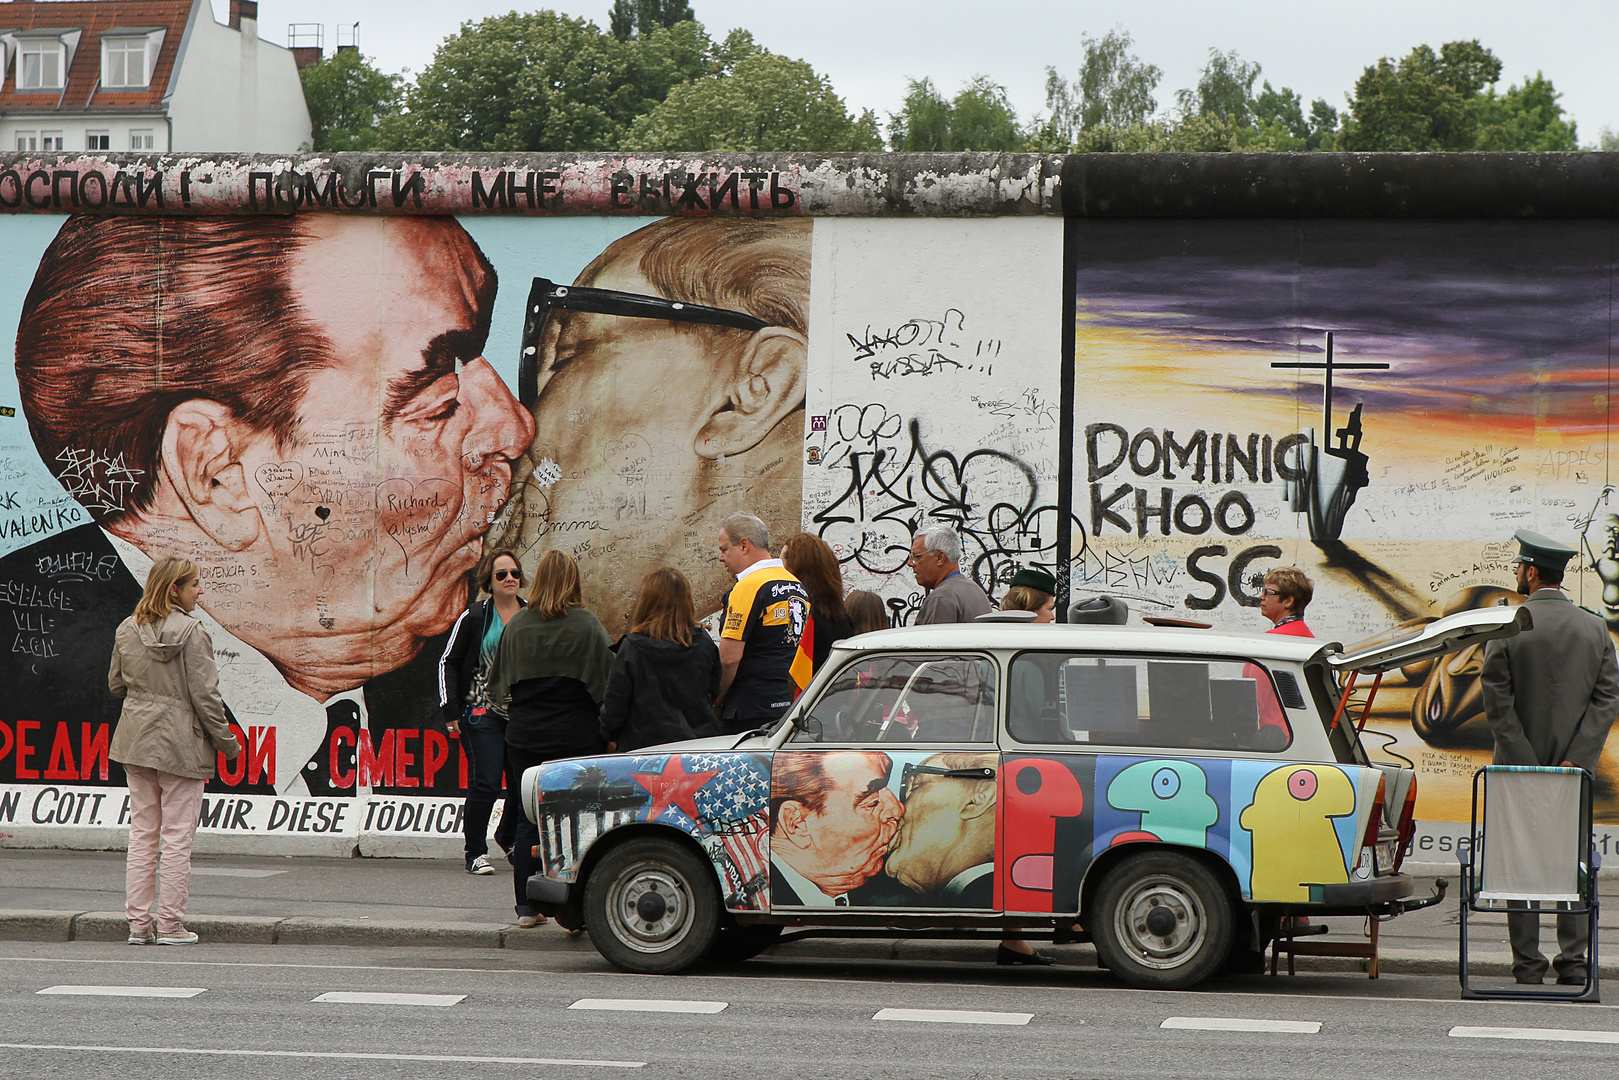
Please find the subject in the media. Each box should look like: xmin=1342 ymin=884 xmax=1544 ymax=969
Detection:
xmin=6 ymin=907 xmax=1613 ymax=979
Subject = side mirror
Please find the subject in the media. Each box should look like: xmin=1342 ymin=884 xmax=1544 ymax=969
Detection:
xmin=798 ymin=715 xmax=824 ymax=742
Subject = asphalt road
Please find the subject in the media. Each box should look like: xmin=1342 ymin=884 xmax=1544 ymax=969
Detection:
xmin=4 ymin=942 xmax=1618 ymax=1079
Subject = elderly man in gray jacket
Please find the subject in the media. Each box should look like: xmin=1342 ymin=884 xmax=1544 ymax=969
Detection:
xmin=1481 ymin=529 xmax=1619 ymax=986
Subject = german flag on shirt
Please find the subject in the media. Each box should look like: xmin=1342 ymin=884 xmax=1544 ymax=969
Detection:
xmin=790 ymin=618 xmax=815 ymax=699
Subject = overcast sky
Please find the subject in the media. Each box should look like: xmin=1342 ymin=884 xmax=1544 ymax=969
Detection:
xmin=237 ymin=0 xmax=1619 ymax=143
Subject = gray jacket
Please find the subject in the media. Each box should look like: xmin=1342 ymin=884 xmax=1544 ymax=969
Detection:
xmin=108 ymin=611 xmax=240 ymax=780
xmin=1481 ymin=589 xmax=1619 ymax=771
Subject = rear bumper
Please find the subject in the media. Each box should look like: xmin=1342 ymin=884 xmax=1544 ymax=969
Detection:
xmin=1305 ymin=873 xmax=1413 ymax=908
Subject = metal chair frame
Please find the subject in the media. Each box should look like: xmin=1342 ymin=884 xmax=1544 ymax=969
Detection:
xmin=1459 ymin=765 xmax=1600 ymax=1002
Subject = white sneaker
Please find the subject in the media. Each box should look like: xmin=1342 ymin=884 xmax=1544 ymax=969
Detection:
xmin=156 ymin=930 xmax=199 ymax=945
xmin=516 ymin=913 xmax=546 ymax=928
xmin=467 ymin=854 xmax=495 ymax=875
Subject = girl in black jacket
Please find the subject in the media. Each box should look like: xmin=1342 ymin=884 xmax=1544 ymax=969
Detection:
xmin=599 ymin=568 xmax=721 ymax=752
xmin=437 ymin=550 xmax=525 ymax=876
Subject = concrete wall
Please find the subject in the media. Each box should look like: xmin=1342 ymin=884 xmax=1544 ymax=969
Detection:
xmin=0 ymin=151 xmax=1614 ymax=864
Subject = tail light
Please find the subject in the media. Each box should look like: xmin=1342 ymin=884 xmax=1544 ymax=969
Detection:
xmin=1361 ymin=776 xmax=1387 ymax=851
xmin=1393 ymin=773 xmax=1418 ymax=871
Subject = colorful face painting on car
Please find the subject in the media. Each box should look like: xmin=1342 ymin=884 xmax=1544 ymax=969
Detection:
xmin=769 ymin=750 xmax=997 ymax=910
xmin=533 ymin=753 xmax=772 ymax=910
xmin=1002 ymin=755 xmax=1376 ymax=907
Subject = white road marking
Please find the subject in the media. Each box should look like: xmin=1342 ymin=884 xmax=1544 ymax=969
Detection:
xmin=311 ymin=991 xmax=465 ymax=1007
xmin=873 ymin=1007 xmax=1033 ymax=1026
xmin=569 ymin=999 xmax=727 ymax=1014
xmin=9 ymin=956 xmax=1619 ymax=1013
xmin=0 ymin=1044 xmax=643 ymax=1067
xmin=1450 ymin=1026 xmax=1619 ymax=1044
xmin=190 ymin=868 xmax=288 ymax=878
xmin=36 ymin=986 xmax=207 ymax=999
xmin=1162 ymin=1017 xmax=1321 ymax=1033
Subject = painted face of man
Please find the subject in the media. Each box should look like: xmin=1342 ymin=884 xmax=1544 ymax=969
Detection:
xmin=226 ymin=218 xmax=533 ymax=695
xmin=798 ymin=751 xmax=905 ymax=895
xmin=526 ymin=259 xmax=744 ymax=629
xmin=883 ymin=768 xmax=996 ymax=895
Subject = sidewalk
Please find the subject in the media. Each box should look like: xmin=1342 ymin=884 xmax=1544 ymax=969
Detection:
xmin=2 ymin=848 xmax=1614 ymax=979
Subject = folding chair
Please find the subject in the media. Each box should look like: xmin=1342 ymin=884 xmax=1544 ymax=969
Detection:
xmin=1459 ymin=765 xmax=1600 ymax=1002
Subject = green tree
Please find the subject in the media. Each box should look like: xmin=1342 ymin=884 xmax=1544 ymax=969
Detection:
xmin=1601 ymin=127 xmax=1619 ymax=152
xmin=1040 ymin=28 xmax=1161 ymax=146
xmin=624 ymin=30 xmax=881 ymax=151
xmin=888 ymin=77 xmax=952 ymax=150
xmin=299 ymin=48 xmax=404 ymax=151
xmin=888 ymin=75 xmax=1024 ymax=151
xmin=1338 ymin=40 xmax=1503 ymax=151
xmin=610 ymin=0 xmax=695 ymax=42
xmin=382 ymin=12 xmax=707 ymax=151
xmin=1475 ymin=73 xmax=1577 ymax=150
xmin=1250 ymin=82 xmax=1339 ymax=149
xmin=1176 ymin=48 xmax=1260 ymax=125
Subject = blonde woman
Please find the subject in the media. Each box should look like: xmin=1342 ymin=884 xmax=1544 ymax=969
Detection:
xmin=108 ymin=557 xmax=240 ymax=946
xmin=487 ymin=550 xmax=612 ymax=927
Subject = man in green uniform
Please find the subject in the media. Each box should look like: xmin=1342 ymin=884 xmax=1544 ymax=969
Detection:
xmin=1481 ymin=529 xmax=1619 ymax=985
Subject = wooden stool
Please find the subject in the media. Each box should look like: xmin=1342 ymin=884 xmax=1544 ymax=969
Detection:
xmin=1269 ymin=912 xmax=1380 ymax=978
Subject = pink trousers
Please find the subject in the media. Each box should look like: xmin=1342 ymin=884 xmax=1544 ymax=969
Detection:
xmin=123 ymin=765 xmax=206 ymax=936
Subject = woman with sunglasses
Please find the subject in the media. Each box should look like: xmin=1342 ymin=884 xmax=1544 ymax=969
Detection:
xmin=599 ymin=568 xmax=721 ymax=752
xmin=438 ymin=550 xmax=526 ymax=877
xmin=487 ymin=550 xmax=613 ymax=927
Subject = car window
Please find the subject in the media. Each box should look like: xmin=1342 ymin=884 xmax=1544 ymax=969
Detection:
xmin=793 ymin=654 xmax=998 ymax=744
xmin=1007 ymin=652 xmax=1292 ymax=751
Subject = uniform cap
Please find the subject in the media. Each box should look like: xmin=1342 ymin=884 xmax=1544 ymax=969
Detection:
xmin=1511 ymin=529 xmax=1577 ymax=572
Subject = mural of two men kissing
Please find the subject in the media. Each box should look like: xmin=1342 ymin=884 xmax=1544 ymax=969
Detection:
xmin=0 ymin=213 xmax=809 ymax=806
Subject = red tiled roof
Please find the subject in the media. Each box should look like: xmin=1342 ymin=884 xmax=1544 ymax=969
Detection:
xmin=0 ymin=0 xmax=195 ymax=114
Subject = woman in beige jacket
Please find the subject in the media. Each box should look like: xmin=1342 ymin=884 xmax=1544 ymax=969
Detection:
xmin=108 ymin=556 xmax=239 ymax=945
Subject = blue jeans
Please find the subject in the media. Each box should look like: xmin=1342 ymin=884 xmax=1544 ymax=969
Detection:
xmin=460 ymin=709 xmax=507 ymax=861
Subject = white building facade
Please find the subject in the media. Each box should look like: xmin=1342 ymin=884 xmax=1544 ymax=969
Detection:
xmin=0 ymin=0 xmax=310 ymax=153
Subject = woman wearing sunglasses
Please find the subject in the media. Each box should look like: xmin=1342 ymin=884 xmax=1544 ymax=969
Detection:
xmin=438 ymin=550 xmax=526 ymax=877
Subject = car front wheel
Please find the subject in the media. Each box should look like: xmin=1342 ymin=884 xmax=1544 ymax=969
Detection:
xmin=583 ymin=837 xmax=720 ymax=975
xmin=1091 ymin=850 xmax=1234 ymax=990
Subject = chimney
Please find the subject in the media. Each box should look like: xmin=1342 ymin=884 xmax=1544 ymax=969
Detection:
xmin=291 ymin=46 xmax=322 ymax=69
xmin=228 ymin=1 xmax=258 ymax=31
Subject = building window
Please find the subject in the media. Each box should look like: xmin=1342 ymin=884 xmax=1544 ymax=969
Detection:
xmin=129 ymin=130 xmax=155 ymax=151
xmin=19 ymin=41 xmax=66 ymax=90
xmin=40 ymin=131 xmax=64 ymax=151
xmin=102 ymin=37 xmax=150 ymax=88
xmin=15 ymin=133 xmax=38 ymax=151
xmin=86 ymin=132 xmax=111 ymax=151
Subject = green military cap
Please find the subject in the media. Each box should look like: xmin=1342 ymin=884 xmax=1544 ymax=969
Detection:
xmin=1511 ymin=529 xmax=1577 ymax=572
xmin=1008 ymin=567 xmax=1058 ymax=595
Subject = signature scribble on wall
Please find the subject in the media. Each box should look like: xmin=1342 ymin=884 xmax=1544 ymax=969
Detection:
xmin=809 ymin=403 xmax=1080 ymax=605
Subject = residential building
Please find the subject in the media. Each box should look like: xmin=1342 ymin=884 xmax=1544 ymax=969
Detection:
xmin=0 ymin=0 xmax=311 ymax=153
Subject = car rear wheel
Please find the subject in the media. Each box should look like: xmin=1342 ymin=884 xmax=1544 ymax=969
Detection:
xmin=1091 ymin=850 xmax=1234 ymax=990
xmin=583 ymin=837 xmax=720 ymax=975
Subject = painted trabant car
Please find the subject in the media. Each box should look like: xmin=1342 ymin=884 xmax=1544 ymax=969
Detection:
xmin=521 ymin=605 xmax=1527 ymax=990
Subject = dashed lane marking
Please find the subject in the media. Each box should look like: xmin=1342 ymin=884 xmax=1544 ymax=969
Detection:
xmin=190 ymin=868 xmax=288 ymax=878
xmin=0 ymin=1044 xmax=643 ymax=1067
xmin=36 ymin=986 xmax=207 ymax=998
xmin=1162 ymin=1017 xmax=1321 ymax=1033
xmin=873 ymin=1008 xmax=1033 ymax=1026
xmin=569 ymin=999 xmax=728 ymax=1014
xmin=1450 ymin=1026 xmax=1619 ymax=1044
xmin=311 ymin=991 xmax=465 ymax=1006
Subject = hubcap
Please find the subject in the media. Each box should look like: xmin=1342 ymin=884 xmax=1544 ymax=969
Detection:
xmin=606 ymin=860 xmax=693 ymax=955
xmin=1114 ymin=873 xmax=1207 ymax=970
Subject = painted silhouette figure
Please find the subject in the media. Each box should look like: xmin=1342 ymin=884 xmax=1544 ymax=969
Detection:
xmin=1106 ymin=760 xmax=1219 ymax=848
xmin=1239 ymin=765 xmax=1355 ymax=902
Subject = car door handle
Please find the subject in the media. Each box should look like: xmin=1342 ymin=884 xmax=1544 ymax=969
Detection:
xmin=942 ymin=767 xmax=995 ymax=780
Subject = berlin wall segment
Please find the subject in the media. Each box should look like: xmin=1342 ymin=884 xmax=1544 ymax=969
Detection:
xmin=0 ymin=151 xmax=1614 ymax=867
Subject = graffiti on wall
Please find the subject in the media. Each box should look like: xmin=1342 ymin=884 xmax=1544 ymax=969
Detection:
xmin=1067 ymin=217 xmax=1619 ymax=822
